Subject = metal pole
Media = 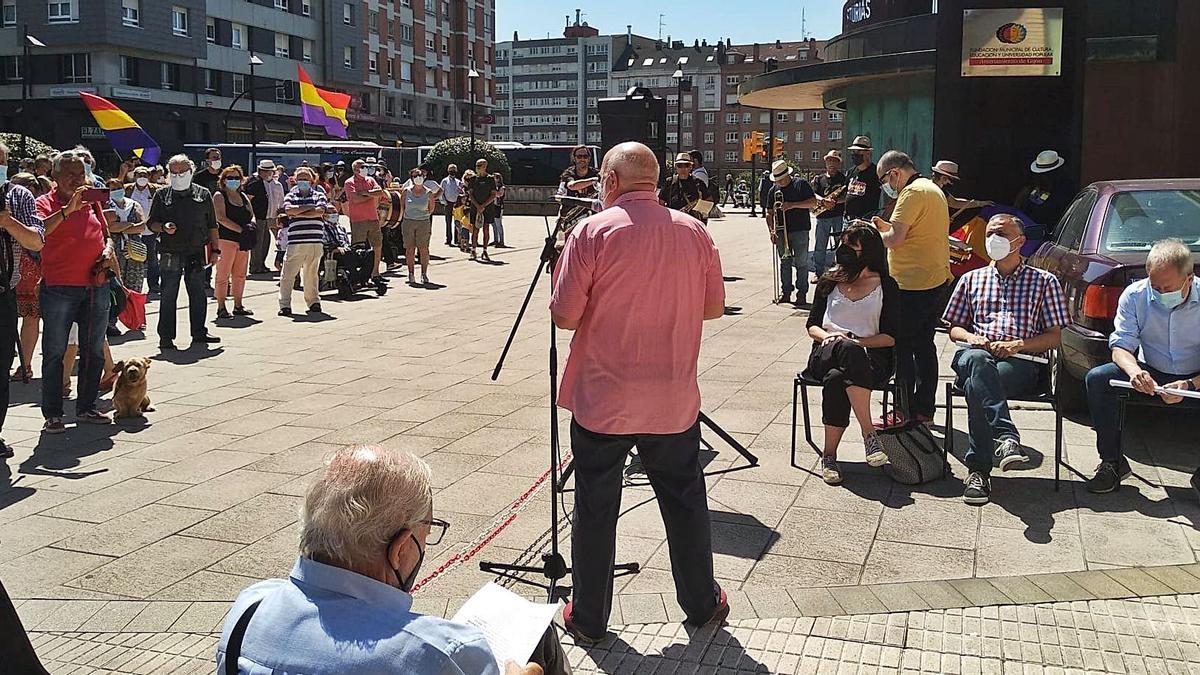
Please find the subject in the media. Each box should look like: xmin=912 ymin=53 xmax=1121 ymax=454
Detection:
xmin=675 ymin=81 xmax=682 ymax=157
xmin=768 ymin=109 xmax=775 ymax=165
xmin=749 ymin=150 xmax=757 ymax=217
xmin=20 ymin=24 xmax=29 ymax=159
xmin=249 ymin=52 xmax=258 ymax=165
xmin=470 ymin=81 xmax=476 ymax=157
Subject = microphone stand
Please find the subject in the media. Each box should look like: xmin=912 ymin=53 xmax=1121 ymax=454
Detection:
xmin=480 ymin=213 xmax=639 ymax=603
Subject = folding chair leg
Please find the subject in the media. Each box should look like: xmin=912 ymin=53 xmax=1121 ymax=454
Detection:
xmin=800 ymin=379 xmax=817 ymax=454
xmin=944 ymin=381 xmax=954 ymax=462
xmin=791 ymin=378 xmax=799 ymax=468
xmin=1054 ymin=406 xmax=1063 ymax=491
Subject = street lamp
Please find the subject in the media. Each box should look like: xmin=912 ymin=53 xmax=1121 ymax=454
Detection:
xmin=248 ymin=53 xmax=263 ymax=163
xmin=21 ymin=27 xmax=45 ymax=159
xmin=468 ymin=67 xmax=480 ymax=158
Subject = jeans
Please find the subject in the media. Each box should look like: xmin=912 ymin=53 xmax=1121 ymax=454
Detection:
xmin=780 ymin=229 xmax=810 ymax=300
xmin=492 ymin=214 xmax=505 ymax=245
xmin=570 ymin=418 xmax=720 ymax=637
xmin=951 ymin=348 xmax=1041 ymax=474
xmin=1085 ymin=361 xmax=1187 ymax=462
xmin=896 ymin=282 xmax=951 ymax=418
xmin=144 ymin=234 xmax=160 ymax=292
xmin=0 ymin=290 xmax=15 ymax=431
xmin=41 ymin=284 xmax=109 ymax=418
xmin=810 ymin=215 xmax=842 ymax=276
xmin=158 ymin=252 xmax=209 ymax=343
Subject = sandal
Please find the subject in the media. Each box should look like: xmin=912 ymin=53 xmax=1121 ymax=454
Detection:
xmin=10 ymin=366 xmax=30 ymax=382
xmin=216 ymin=307 xmax=232 ymax=320
xmin=233 ymin=306 xmax=254 ymax=316
xmin=480 ymin=250 xmax=491 ymax=262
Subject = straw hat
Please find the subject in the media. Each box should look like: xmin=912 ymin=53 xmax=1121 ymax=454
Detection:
xmin=1030 ymin=150 xmax=1064 ymax=174
xmin=931 ymin=160 xmax=960 ymax=181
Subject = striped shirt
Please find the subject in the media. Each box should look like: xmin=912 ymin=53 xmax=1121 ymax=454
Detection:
xmin=282 ymin=187 xmax=329 ymax=245
xmin=2 ymin=183 xmax=43 ymax=289
xmin=942 ymin=262 xmax=1069 ymax=353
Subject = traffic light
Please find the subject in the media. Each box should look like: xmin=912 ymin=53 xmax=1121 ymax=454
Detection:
xmin=772 ymin=137 xmax=785 ymax=160
xmin=742 ymin=132 xmax=766 ymax=162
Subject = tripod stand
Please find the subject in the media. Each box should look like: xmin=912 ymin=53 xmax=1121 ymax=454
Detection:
xmin=479 ymin=221 xmax=639 ymax=603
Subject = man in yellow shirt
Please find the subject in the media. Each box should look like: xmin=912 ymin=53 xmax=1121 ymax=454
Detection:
xmin=871 ymin=150 xmax=952 ymax=423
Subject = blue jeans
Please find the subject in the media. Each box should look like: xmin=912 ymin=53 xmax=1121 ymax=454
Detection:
xmin=951 ymin=348 xmax=1040 ymax=474
xmin=157 ymin=252 xmax=208 ymax=343
xmin=780 ymin=229 xmax=810 ymax=300
xmin=493 ymin=214 xmax=505 ymax=244
xmin=40 ymin=284 xmax=110 ymax=418
xmin=810 ymin=215 xmax=842 ymax=276
xmin=1085 ymin=361 xmax=1185 ymax=462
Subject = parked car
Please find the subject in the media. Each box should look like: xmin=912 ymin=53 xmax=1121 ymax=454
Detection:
xmin=1027 ymin=179 xmax=1200 ymax=412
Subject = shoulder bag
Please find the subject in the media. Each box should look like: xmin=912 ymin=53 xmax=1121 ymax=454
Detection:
xmin=876 ymin=422 xmax=946 ymax=485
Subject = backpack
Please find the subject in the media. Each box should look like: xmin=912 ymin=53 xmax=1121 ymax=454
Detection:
xmin=876 ymin=422 xmax=946 ymax=484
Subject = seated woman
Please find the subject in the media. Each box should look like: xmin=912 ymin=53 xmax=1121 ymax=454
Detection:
xmin=803 ymin=223 xmax=899 ymax=485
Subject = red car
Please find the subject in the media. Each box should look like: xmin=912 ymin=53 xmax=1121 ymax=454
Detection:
xmin=1027 ymin=179 xmax=1200 ymax=412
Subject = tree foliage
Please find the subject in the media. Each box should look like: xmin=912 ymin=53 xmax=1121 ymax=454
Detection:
xmin=423 ymin=136 xmax=510 ymax=181
xmin=0 ymin=133 xmax=55 ymax=163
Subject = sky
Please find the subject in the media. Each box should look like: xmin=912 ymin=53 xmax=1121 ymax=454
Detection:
xmin=494 ymin=1 xmax=843 ymax=45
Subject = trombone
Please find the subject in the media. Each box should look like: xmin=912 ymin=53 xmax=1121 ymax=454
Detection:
xmin=770 ymin=190 xmax=790 ymax=303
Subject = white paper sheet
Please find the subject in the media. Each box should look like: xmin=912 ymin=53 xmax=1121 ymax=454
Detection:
xmin=451 ymin=582 xmax=560 ymax=670
xmin=952 ymin=342 xmax=1049 ymax=364
xmin=1108 ymin=379 xmax=1200 ymax=400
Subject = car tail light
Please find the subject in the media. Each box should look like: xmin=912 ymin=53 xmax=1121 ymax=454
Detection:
xmin=1083 ymin=284 xmax=1123 ymax=320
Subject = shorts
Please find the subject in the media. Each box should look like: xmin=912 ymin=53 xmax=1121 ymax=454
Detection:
xmin=468 ymin=204 xmax=496 ymax=226
xmin=350 ymin=220 xmax=383 ymax=250
xmin=401 ymin=218 xmax=433 ymax=248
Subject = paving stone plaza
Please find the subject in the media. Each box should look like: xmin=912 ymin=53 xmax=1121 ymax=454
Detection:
xmin=4 ymin=211 xmax=1199 ymax=673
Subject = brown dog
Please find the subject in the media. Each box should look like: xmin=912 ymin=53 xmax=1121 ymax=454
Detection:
xmin=112 ymin=357 xmax=154 ymax=419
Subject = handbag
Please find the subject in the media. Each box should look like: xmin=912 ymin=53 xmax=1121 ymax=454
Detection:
xmin=118 ymin=286 xmax=147 ymax=331
xmin=876 ymin=422 xmax=946 ymax=485
xmin=125 ymin=237 xmax=148 ymax=263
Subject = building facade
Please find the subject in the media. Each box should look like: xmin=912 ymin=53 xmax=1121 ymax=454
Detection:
xmin=0 ymin=0 xmax=495 ymax=165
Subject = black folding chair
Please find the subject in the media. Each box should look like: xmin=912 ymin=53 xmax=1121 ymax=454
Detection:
xmin=941 ymin=356 xmax=1064 ymax=489
xmin=791 ymin=372 xmax=898 ymax=465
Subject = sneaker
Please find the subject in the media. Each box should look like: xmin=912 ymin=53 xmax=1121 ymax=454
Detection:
xmin=278 ymin=307 xmax=292 ymax=317
xmin=106 ymin=325 xmax=121 ymax=337
xmin=1086 ymin=458 xmax=1131 ymax=494
xmin=864 ymin=432 xmax=889 ymax=467
xmin=77 ymin=409 xmax=113 ymax=425
xmin=820 ymin=456 xmax=843 ymax=485
xmin=995 ymin=438 xmax=1027 ymax=472
xmin=874 ymin=411 xmax=905 ymax=430
xmin=42 ymin=417 xmax=65 ymax=434
xmin=561 ymin=601 xmax=606 ymax=647
xmin=192 ymin=333 xmax=221 ymax=344
xmin=777 ymin=291 xmax=792 ymax=305
xmin=963 ymin=471 xmax=991 ymax=505
xmin=308 ymin=303 xmax=322 ymax=314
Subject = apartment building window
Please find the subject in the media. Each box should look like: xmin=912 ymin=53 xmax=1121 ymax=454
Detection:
xmin=811 ymin=151 xmax=819 ymax=160
xmin=425 ymin=102 xmax=436 ymax=121
xmin=121 ymin=0 xmax=138 ymax=27
xmin=160 ymin=62 xmax=177 ymax=90
xmin=794 ymin=131 xmax=803 ymax=142
xmin=425 ymin=37 xmax=435 ymax=52
xmin=231 ymin=23 xmax=246 ymax=49
xmin=343 ymin=46 xmax=354 ymax=69
xmin=206 ymin=17 xmax=215 ymax=43
xmin=399 ymin=24 xmax=413 ymax=44
xmin=682 ymin=113 xmax=692 ymax=127
xmin=48 ymin=0 xmax=76 ymax=23
xmin=274 ymin=0 xmax=288 ymax=9
xmin=704 ymin=112 xmax=714 ymax=124
xmin=704 ymin=132 xmax=714 ymax=144
xmin=367 ymin=10 xmax=377 ymax=33
xmin=442 ymin=106 xmax=451 ymax=124
xmin=725 ymin=113 xmax=736 ymax=124
xmin=342 ymin=3 xmax=352 ymax=25
xmin=724 ymin=75 xmax=738 ymax=85
xmin=795 ymin=112 xmax=804 ymax=122
xmin=703 ymin=150 xmax=713 ymax=162
xmin=828 ymin=130 xmax=843 ymax=142
xmin=59 ymin=53 xmax=90 ymax=83
xmin=425 ymin=0 xmax=434 ymax=12
xmin=794 ymin=151 xmax=804 ymax=161
xmin=742 ymin=112 xmax=751 ymax=123
xmin=829 ymin=111 xmax=843 ymax=122
xmin=400 ymin=99 xmax=412 ymax=119
xmin=171 ymin=6 xmax=188 ymax=36
xmin=724 ymin=151 xmax=736 ymax=162
xmin=276 ymin=82 xmax=293 ymax=103
xmin=666 ymin=113 xmax=677 ymax=125
xmin=811 ymin=111 xmax=821 ymax=121
xmin=118 ymin=55 xmax=132 ymax=85
xmin=301 ymin=0 xmax=310 ymax=16
xmin=1 ymin=0 xmax=15 ymax=28
xmin=811 ymin=131 xmax=820 ymax=142
xmin=203 ymin=69 xmax=215 ymax=92
xmin=368 ymin=52 xmax=377 ymax=73
xmin=302 ymin=40 xmax=313 ymax=62
xmin=724 ymin=132 xmax=738 ymax=143
xmin=776 ymin=112 xmax=788 ymax=123
xmin=233 ymin=73 xmax=245 ymax=95
xmin=274 ymin=33 xmax=289 ymax=58
xmin=385 ymin=96 xmax=395 ymax=117
xmin=3 ymin=56 xmax=21 ymax=81
xmin=400 ymin=61 xmax=411 ymax=81
xmin=358 ymin=93 xmax=370 ymax=114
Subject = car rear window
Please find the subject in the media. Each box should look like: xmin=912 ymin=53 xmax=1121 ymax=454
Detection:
xmin=1101 ymin=189 xmax=1200 ymax=253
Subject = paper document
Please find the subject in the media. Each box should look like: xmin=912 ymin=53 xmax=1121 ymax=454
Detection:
xmin=1108 ymin=379 xmax=1200 ymax=400
xmin=952 ymin=342 xmax=1049 ymax=364
xmin=694 ymin=199 xmax=715 ymax=215
xmin=452 ymin=582 xmax=560 ymax=670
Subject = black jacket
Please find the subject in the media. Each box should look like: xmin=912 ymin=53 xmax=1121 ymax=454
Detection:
xmin=148 ymin=185 xmax=217 ymax=255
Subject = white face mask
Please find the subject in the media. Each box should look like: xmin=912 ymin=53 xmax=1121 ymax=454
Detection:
xmin=985 ymin=233 xmax=1014 ymax=261
xmin=135 ymin=177 xmax=149 ymax=187
xmin=170 ymin=170 xmax=194 ymax=191
xmin=209 ymin=159 xmax=222 ymax=171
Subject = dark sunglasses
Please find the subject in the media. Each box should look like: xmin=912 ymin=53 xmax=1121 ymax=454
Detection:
xmin=574 ymin=153 xmax=590 ymax=159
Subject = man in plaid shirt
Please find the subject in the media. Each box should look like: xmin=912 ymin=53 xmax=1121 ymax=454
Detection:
xmin=942 ymin=213 xmax=1068 ymax=505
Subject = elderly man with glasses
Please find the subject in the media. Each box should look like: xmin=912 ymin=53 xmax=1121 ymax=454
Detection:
xmin=217 ymin=445 xmax=569 ymax=675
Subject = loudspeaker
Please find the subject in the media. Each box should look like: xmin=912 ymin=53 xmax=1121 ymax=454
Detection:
xmin=597 ymin=89 xmax=667 ymax=159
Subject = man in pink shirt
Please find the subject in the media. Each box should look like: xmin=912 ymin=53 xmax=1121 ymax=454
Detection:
xmin=550 ymin=141 xmax=728 ymax=645
xmin=342 ymin=158 xmax=385 ymax=281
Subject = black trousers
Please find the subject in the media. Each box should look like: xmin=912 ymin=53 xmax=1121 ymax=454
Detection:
xmin=0 ymin=288 xmax=15 ymax=432
xmin=895 ymin=282 xmax=950 ymax=419
xmin=570 ymin=418 xmax=719 ymax=636
xmin=157 ymin=252 xmax=208 ymax=342
xmin=806 ymin=339 xmax=892 ymax=428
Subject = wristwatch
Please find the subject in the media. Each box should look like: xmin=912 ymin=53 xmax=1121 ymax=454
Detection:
xmin=1186 ymin=379 xmax=1196 ymax=391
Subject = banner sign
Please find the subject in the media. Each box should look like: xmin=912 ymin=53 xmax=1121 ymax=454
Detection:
xmin=961 ymin=8 xmax=1063 ymax=77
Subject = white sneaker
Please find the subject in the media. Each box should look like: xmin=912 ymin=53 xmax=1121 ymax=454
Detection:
xmin=864 ymin=432 xmax=889 ymax=467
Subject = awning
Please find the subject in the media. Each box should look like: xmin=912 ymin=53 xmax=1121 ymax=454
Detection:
xmin=262 ymin=120 xmax=297 ymax=134
xmin=226 ymin=119 xmax=253 ymax=132
xmin=738 ymin=50 xmax=935 ymax=110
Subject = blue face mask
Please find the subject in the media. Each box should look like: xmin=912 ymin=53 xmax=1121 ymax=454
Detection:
xmin=881 ymin=172 xmax=899 ymax=200
xmin=0 ymin=165 xmax=8 ymax=183
xmin=224 ymin=178 xmax=241 ymax=190
xmin=1153 ymin=280 xmax=1191 ymax=310
xmin=109 ymin=188 xmax=125 ymax=202
xmin=296 ymin=180 xmax=312 ymax=192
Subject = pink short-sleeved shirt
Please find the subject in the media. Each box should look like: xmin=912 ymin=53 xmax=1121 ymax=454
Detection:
xmin=342 ymin=175 xmax=381 ymax=223
xmin=550 ymin=191 xmax=725 ymax=435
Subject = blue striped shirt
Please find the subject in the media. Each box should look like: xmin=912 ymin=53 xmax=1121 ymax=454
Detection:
xmin=282 ymin=187 xmax=330 ymax=245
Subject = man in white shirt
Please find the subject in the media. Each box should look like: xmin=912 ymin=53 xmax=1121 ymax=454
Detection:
xmin=439 ymin=164 xmax=463 ymax=246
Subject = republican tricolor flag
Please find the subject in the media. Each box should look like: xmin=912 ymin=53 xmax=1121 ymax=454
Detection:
xmin=79 ymin=92 xmax=160 ymax=165
xmin=298 ymin=65 xmax=350 ymax=139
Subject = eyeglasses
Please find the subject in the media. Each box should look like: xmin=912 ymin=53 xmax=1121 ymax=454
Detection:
xmin=878 ymin=169 xmax=895 ymax=187
xmin=394 ymin=517 xmax=450 ymax=546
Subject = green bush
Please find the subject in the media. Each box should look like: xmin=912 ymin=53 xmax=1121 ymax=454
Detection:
xmin=423 ymin=136 xmax=510 ymax=182
xmin=0 ymin=133 xmax=55 ymax=163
